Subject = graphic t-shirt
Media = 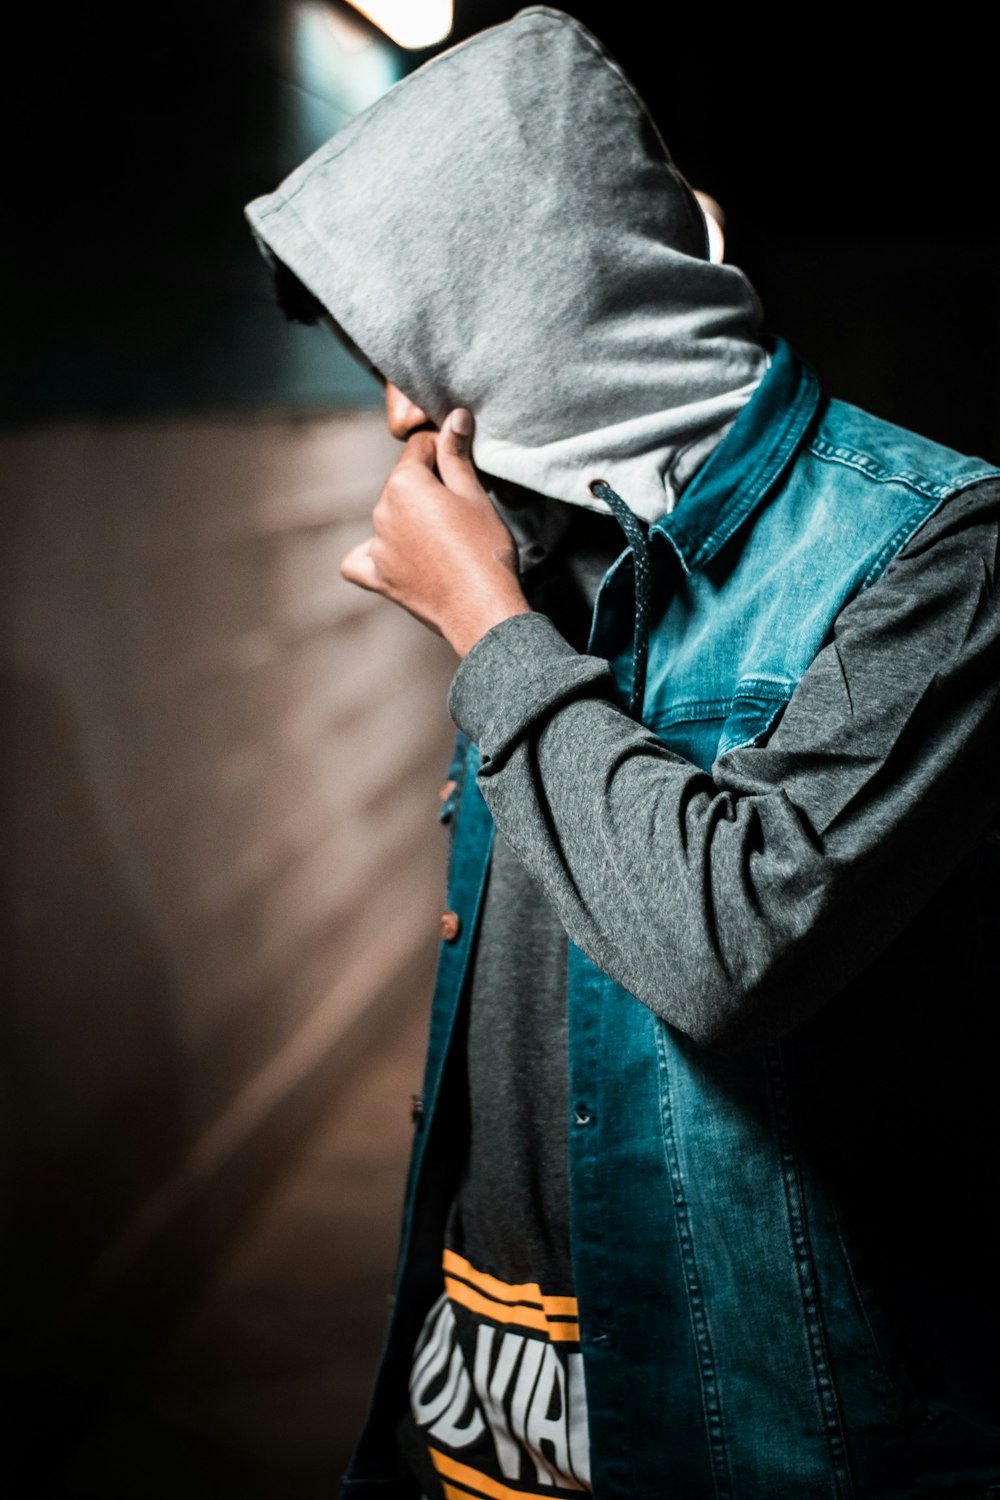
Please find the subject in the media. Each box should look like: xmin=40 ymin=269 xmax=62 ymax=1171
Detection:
xmin=409 ymin=1254 xmax=590 ymax=1494
xmin=404 ymin=510 xmax=620 ymax=1496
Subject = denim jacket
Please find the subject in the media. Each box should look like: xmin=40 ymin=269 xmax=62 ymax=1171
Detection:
xmin=343 ymin=340 xmax=1000 ymax=1500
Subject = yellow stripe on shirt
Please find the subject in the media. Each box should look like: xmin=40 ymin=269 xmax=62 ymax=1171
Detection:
xmin=444 ymin=1275 xmax=581 ymax=1341
xmin=431 ymin=1446 xmax=576 ymax=1500
xmin=442 ymin=1249 xmax=579 ymax=1321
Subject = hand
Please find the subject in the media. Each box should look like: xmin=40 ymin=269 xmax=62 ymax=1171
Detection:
xmin=340 ymin=409 xmax=532 ymax=657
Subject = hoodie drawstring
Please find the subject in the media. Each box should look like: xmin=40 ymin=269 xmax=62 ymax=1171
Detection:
xmin=589 ymin=479 xmax=650 ymax=720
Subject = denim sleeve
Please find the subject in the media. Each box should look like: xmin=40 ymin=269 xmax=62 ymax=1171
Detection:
xmin=448 ymin=480 xmax=1000 ymax=1049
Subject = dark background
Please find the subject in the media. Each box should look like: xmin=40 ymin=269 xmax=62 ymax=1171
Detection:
xmin=2 ymin=4 xmax=998 ymax=1495
xmin=5 ymin=1 xmax=999 ymax=454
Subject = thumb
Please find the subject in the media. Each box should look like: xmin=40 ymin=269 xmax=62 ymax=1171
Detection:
xmin=340 ymin=537 xmax=382 ymax=593
xmin=436 ymin=409 xmax=482 ymax=499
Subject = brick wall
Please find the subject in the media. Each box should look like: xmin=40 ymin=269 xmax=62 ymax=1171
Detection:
xmin=0 ymin=409 xmax=456 ymax=1356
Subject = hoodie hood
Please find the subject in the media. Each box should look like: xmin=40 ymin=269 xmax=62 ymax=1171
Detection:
xmin=245 ymin=6 xmax=768 ymax=525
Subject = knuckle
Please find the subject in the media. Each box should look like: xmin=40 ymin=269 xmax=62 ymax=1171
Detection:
xmin=384 ymin=469 xmax=410 ymax=504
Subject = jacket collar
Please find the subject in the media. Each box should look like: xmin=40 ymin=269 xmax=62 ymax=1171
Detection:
xmin=652 ymin=338 xmax=821 ymax=574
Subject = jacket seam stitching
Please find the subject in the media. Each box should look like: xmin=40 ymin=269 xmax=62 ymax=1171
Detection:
xmin=808 ymin=441 xmax=999 ymax=500
xmin=716 ymin=697 xmax=790 ymax=758
xmin=649 ymin=680 xmax=795 ymax=730
xmin=655 ymin=1024 xmax=734 ymax=1500
xmin=683 ymin=369 xmax=819 ymax=570
xmin=858 ymin=502 xmax=945 ymax=593
xmin=765 ymin=1041 xmax=857 ymax=1499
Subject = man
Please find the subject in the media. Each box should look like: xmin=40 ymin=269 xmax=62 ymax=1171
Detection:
xmin=246 ymin=9 xmax=1000 ymax=1497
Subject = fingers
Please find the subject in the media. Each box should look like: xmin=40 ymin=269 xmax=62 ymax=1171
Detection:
xmin=436 ymin=409 xmax=483 ymax=500
xmin=397 ymin=429 xmax=438 ymax=472
xmin=340 ymin=538 xmax=382 ymax=593
xmin=393 ymin=409 xmax=481 ymax=501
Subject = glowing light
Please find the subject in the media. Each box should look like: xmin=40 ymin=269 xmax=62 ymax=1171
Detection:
xmin=693 ymin=190 xmax=726 ymax=264
xmin=345 ymin=0 xmax=453 ymax=49
xmin=289 ymin=2 xmax=400 ymax=151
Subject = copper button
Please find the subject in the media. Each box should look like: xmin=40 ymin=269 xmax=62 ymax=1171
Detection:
xmin=440 ymin=910 xmax=461 ymax=942
xmin=439 ymin=778 xmax=458 ymax=802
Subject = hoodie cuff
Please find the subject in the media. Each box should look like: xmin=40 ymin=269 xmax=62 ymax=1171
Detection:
xmin=448 ymin=612 xmax=615 ymax=759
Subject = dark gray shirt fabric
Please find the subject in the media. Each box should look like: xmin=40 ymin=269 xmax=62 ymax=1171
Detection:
xmin=450 ymin=478 xmax=1000 ymax=1059
xmin=401 ymin=513 xmax=622 ymax=1496
xmin=405 ymin=479 xmax=1000 ymax=1491
xmin=447 ymin=474 xmax=1000 ymax=1284
xmin=448 ymin=509 xmax=622 ymax=1286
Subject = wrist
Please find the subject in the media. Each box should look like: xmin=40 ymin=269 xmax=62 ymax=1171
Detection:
xmin=448 ymin=593 xmax=533 ymax=657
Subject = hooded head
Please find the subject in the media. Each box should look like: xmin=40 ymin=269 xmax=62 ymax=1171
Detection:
xmin=245 ymin=5 xmax=768 ymax=525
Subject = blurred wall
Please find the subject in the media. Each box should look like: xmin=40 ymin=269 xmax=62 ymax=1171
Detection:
xmin=0 ymin=0 xmax=457 ymax=1462
xmin=0 ymin=405 xmax=456 ymax=1412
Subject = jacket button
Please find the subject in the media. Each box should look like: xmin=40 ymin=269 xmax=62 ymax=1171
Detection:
xmin=440 ymin=910 xmax=461 ymax=942
xmin=439 ymin=778 xmax=458 ymax=803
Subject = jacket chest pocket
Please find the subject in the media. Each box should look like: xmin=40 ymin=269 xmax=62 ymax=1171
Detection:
xmin=648 ymin=675 xmax=795 ymax=770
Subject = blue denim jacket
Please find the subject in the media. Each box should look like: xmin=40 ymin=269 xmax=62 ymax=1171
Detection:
xmin=343 ymin=340 xmax=1000 ymax=1500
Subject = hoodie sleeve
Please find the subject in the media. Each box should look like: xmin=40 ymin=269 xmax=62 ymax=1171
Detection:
xmin=448 ymin=479 xmax=1000 ymax=1049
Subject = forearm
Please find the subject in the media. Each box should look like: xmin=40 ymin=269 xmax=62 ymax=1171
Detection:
xmin=450 ymin=614 xmax=828 ymax=1046
xmin=449 ymin=497 xmax=1000 ymax=1048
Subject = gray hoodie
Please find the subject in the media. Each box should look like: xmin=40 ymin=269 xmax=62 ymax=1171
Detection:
xmin=244 ymin=5 xmax=768 ymax=525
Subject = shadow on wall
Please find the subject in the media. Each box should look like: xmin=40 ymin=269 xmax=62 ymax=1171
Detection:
xmin=1 ymin=5 xmax=455 ymax=1486
xmin=0 ymin=410 xmax=458 ymax=1492
xmin=0 ymin=669 xmax=186 ymax=1481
